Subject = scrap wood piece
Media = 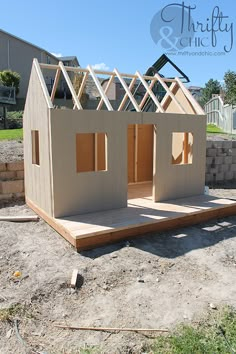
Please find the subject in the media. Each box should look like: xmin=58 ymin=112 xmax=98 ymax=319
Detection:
xmin=70 ymin=269 xmax=79 ymax=288
xmin=55 ymin=324 xmax=169 ymax=333
xmin=0 ymin=215 xmax=39 ymax=222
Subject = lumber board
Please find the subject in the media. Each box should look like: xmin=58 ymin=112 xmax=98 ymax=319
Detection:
xmin=26 ymin=198 xmax=77 ymax=248
xmin=0 ymin=215 xmax=39 ymax=222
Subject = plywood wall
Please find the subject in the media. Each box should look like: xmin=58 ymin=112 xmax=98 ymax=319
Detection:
xmin=148 ymin=113 xmax=206 ymax=202
xmin=50 ymin=110 xmax=144 ymax=217
xmin=48 ymin=110 xmax=205 ymax=217
xmin=23 ymin=65 xmax=53 ymax=215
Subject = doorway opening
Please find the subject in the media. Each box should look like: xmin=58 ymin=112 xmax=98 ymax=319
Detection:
xmin=127 ymin=124 xmax=154 ymax=201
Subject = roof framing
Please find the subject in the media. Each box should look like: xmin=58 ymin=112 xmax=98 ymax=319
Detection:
xmin=34 ymin=59 xmax=205 ymax=115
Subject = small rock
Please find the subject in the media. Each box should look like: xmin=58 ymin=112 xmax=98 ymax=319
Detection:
xmin=13 ymin=271 xmax=22 ymax=278
xmin=6 ymin=329 xmax=12 ymax=339
xmin=102 ymin=285 xmax=109 ymax=290
xmin=111 ymin=254 xmax=118 ymax=259
xmin=210 ymin=303 xmax=217 ymax=310
xmin=137 ymin=277 xmax=145 ymax=283
xmin=156 ymin=278 xmax=160 ymax=282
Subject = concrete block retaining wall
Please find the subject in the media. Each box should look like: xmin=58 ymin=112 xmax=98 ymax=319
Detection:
xmin=205 ymin=140 xmax=236 ymax=185
xmin=0 ymin=161 xmax=24 ymax=201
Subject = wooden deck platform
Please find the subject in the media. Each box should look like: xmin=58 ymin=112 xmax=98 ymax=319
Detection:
xmin=27 ymin=183 xmax=236 ymax=251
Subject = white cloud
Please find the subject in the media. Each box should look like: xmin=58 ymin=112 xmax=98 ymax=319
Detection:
xmin=51 ymin=52 xmax=63 ymax=58
xmin=92 ymin=63 xmax=110 ymax=71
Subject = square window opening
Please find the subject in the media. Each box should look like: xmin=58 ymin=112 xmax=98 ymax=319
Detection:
xmin=76 ymin=133 xmax=107 ymax=173
xmin=172 ymin=132 xmax=193 ymax=165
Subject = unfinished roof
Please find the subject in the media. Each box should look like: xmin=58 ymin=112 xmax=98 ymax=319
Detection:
xmin=33 ymin=58 xmax=204 ymax=114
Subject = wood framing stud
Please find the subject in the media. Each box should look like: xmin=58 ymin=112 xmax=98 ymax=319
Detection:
xmin=136 ymin=71 xmax=164 ymax=113
xmin=33 ymin=59 xmax=54 ymax=108
xmin=59 ymin=61 xmax=83 ymax=110
xmin=87 ymin=65 xmax=113 ymax=111
xmin=51 ymin=69 xmax=61 ymax=102
xmin=114 ymin=69 xmax=141 ymax=112
xmin=154 ymin=73 xmax=186 ymax=114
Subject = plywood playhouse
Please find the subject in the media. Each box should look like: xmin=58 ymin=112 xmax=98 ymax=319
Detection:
xmin=23 ymin=59 xmax=236 ymax=250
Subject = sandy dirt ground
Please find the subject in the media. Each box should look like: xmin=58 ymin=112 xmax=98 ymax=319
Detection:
xmin=0 ymin=138 xmax=236 ymax=353
xmin=0 ymin=187 xmax=236 ymax=354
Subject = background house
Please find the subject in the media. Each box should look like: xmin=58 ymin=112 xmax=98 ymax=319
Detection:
xmin=0 ymin=29 xmax=79 ymax=109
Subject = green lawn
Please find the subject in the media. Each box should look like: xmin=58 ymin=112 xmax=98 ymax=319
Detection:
xmin=149 ymin=306 xmax=236 ymax=354
xmin=0 ymin=128 xmax=23 ymax=140
xmin=0 ymin=124 xmax=228 ymax=141
xmin=206 ymin=124 xmax=224 ymax=134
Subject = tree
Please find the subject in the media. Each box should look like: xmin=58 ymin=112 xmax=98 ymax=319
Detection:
xmin=0 ymin=70 xmax=20 ymax=95
xmin=0 ymin=70 xmax=20 ymax=129
xmin=200 ymin=79 xmax=221 ymax=106
xmin=224 ymin=70 xmax=236 ymax=105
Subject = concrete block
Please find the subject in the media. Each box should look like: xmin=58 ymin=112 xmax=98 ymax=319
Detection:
xmin=0 ymin=180 xmax=24 ymax=194
xmin=7 ymin=161 xmax=24 ymax=171
xmin=216 ymin=172 xmax=224 ymax=181
xmin=206 ymin=148 xmax=217 ymax=157
xmin=219 ymin=164 xmax=229 ymax=173
xmin=234 ymin=172 xmax=236 ymax=180
xmin=232 ymin=148 xmax=236 ymax=156
xmin=214 ymin=157 xmax=224 ymax=165
xmin=206 ymin=157 xmax=214 ymax=165
xmin=0 ymin=171 xmax=16 ymax=180
xmin=16 ymin=171 xmax=24 ymax=179
xmin=216 ymin=148 xmax=227 ymax=157
xmin=225 ymin=171 xmax=234 ymax=180
xmin=0 ymin=193 xmax=13 ymax=201
xmin=0 ymin=163 xmax=7 ymax=172
xmin=222 ymin=141 xmax=232 ymax=149
xmin=224 ymin=156 xmax=233 ymax=164
xmin=205 ymin=174 xmax=213 ymax=184
xmin=208 ymin=168 xmax=218 ymax=174
xmin=231 ymin=164 xmax=236 ymax=172
xmin=232 ymin=141 xmax=236 ymax=148
xmin=206 ymin=141 xmax=213 ymax=149
xmin=14 ymin=192 xmax=25 ymax=199
xmin=212 ymin=141 xmax=223 ymax=148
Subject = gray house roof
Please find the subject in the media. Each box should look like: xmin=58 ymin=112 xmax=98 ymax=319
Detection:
xmin=0 ymin=29 xmax=80 ymax=66
xmin=0 ymin=29 xmax=59 ymax=61
xmin=59 ymin=56 xmax=80 ymax=66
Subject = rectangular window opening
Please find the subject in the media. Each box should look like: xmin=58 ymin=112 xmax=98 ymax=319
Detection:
xmin=76 ymin=133 xmax=107 ymax=173
xmin=172 ymin=132 xmax=193 ymax=165
xmin=32 ymin=130 xmax=40 ymax=165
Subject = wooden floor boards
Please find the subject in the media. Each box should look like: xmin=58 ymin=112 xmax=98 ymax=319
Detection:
xmin=27 ymin=182 xmax=236 ymax=251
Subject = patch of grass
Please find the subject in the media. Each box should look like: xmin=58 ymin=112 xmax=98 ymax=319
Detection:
xmin=0 ymin=128 xmax=23 ymax=140
xmin=206 ymin=124 xmax=224 ymax=134
xmin=56 ymin=347 xmax=100 ymax=354
xmin=150 ymin=306 xmax=236 ymax=354
xmin=0 ymin=303 xmax=24 ymax=321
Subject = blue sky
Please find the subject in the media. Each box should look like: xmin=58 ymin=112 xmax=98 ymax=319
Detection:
xmin=1 ymin=0 xmax=235 ymax=87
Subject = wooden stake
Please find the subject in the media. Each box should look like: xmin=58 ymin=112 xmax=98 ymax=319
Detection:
xmin=55 ymin=324 xmax=169 ymax=333
xmin=70 ymin=269 xmax=79 ymax=288
xmin=0 ymin=216 xmax=39 ymax=222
